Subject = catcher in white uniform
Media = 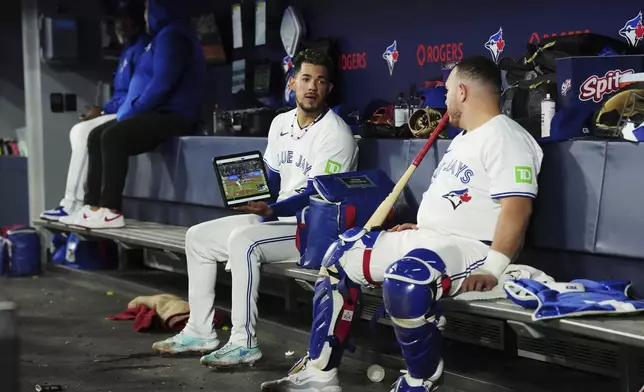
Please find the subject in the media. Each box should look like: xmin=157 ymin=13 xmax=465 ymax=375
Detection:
xmin=261 ymin=56 xmax=544 ymax=392
xmin=152 ymin=50 xmax=359 ymax=366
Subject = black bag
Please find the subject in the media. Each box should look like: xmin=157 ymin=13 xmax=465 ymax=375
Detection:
xmin=501 ymin=74 xmax=558 ymax=139
xmin=499 ymin=57 xmax=542 ymax=86
xmin=525 ymin=33 xmax=643 ymax=75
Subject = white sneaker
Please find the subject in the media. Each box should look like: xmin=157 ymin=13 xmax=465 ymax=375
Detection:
xmin=260 ymin=359 xmax=341 ymax=392
xmin=59 ymin=205 xmax=90 ymax=225
xmin=72 ymin=207 xmax=125 ymax=229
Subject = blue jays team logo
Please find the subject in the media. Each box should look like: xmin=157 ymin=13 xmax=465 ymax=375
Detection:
xmin=619 ymin=11 xmax=644 ymax=47
xmin=442 ymin=188 xmax=472 ymax=210
xmin=484 ymin=27 xmax=505 ymax=63
xmin=383 ymin=40 xmax=399 ymax=76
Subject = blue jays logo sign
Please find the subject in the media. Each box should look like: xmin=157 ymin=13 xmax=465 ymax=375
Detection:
xmin=484 ymin=27 xmax=505 ymax=63
xmin=382 ymin=40 xmax=399 ymax=76
xmin=619 ymin=11 xmax=644 ymax=47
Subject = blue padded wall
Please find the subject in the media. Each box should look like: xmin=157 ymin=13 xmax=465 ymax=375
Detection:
xmin=123 ymin=136 xmax=644 ymax=267
xmin=595 ymin=142 xmax=644 ymax=259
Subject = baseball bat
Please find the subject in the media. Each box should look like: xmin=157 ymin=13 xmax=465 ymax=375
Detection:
xmin=363 ymin=113 xmax=450 ymax=231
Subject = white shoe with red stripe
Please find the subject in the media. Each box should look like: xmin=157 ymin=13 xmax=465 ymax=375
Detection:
xmin=73 ymin=207 xmax=125 ymax=229
xmin=59 ymin=205 xmax=90 ymax=226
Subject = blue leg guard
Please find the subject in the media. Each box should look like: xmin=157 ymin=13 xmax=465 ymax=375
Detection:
xmin=293 ymin=237 xmax=362 ymax=373
xmin=382 ymin=248 xmax=451 ymax=388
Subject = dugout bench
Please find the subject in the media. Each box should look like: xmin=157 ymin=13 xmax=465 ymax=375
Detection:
xmin=34 ymin=135 xmax=644 ymax=391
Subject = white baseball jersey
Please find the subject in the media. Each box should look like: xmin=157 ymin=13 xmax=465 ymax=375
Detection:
xmin=263 ymin=108 xmax=359 ymax=201
xmin=416 ymin=114 xmax=543 ymax=242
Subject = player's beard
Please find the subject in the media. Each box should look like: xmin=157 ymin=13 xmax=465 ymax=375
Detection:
xmin=296 ymin=96 xmax=324 ymax=115
xmin=447 ymin=107 xmax=462 ymax=129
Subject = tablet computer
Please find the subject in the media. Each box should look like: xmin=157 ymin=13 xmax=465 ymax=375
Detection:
xmin=212 ymin=150 xmax=272 ymax=207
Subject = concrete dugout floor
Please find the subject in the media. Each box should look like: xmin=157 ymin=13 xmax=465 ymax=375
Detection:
xmin=1 ymin=270 xmax=396 ymax=392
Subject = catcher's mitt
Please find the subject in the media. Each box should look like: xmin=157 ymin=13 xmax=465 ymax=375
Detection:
xmin=409 ymin=107 xmax=447 ymax=139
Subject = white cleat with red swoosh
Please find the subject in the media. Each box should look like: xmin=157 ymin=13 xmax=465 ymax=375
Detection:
xmin=72 ymin=207 xmax=125 ymax=229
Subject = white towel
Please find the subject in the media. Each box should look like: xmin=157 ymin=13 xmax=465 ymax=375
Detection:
xmin=453 ymin=264 xmax=554 ymax=301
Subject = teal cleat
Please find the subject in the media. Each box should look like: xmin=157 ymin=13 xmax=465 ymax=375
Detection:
xmin=152 ymin=332 xmax=220 ymax=354
xmin=200 ymin=342 xmax=263 ymax=367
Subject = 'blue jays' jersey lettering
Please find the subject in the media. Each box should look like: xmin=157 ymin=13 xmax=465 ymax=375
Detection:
xmin=278 ymin=150 xmax=312 ymax=176
xmin=433 ymin=158 xmax=474 ymax=184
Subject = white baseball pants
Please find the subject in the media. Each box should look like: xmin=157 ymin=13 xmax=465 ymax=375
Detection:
xmin=343 ymin=228 xmax=490 ymax=295
xmin=182 ymin=214 xmax=299 ymax=348
xmin=59 ymin=114 xmax=117 ymax=212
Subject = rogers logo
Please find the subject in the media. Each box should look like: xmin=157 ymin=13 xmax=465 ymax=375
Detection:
xmin=339 ymin=53 xmax=367 ymax=71
xmin=529 ymin=29 xmax=591 ymax=45
xmin=579 ymin=69 xmax=634 ymax=102
xmin=417 ymin=43 xmax=464 ymax=66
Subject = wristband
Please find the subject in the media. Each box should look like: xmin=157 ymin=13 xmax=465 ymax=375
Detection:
xmin=472 ymin=249 xmax=511 ymax=279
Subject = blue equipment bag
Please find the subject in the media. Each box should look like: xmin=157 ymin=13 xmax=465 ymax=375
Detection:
xmin=50 ymin=232 xmax=69 ymax=265
xmin=296 ymin=169 xmax=395 ymax=270
xmin=0 ymin=226 xmax=41 ymax=277
xmin=61 ymin=234 xmax=118 ymax=270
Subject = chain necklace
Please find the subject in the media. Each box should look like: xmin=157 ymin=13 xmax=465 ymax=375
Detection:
xmin=290 ymin=108 xmax=328 ymax=140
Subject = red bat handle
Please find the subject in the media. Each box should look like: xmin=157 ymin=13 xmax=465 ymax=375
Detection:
xmin=411 ymin=113 xmax=450 ymax=166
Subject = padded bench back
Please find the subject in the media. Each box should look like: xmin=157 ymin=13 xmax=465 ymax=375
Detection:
xmin=123 ymin=136 xmax=644 ymax=261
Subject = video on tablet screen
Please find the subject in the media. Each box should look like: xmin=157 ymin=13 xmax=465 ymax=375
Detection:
xmin=217 ymin=154 xmax=270 ymax=205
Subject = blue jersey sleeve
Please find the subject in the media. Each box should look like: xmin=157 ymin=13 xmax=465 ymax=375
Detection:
xmin=269 ymin=179 xmax=315 ymax=217
xmin=266 ymin=166 xmax=281 ymax=202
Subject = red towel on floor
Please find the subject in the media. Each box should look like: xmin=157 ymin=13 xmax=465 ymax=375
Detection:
xmin=108 ymin=293 xmax=230 ymax=333
xmin=108 ymin=304 xmax=186 ymax=332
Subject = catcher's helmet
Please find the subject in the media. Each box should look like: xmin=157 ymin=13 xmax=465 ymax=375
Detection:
xmin=408 ymin=107 xmax=448 ymax=139
xmin=591 ymin=82 xmax=644 ymax=142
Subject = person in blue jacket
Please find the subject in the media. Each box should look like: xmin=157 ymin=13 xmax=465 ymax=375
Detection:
xmin=41 ymin=2 xmax=148 ymax=222
xmin=60 ymin=0 xmax=207 ymax=229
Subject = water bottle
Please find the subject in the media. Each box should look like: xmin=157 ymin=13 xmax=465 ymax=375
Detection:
xmin=394 ymin=93 xmax=409 ymax=129
xmin=540 ymin=93 xmax=556 ymax=138
xmin=408 ymin=92 xmax=421 ymax=119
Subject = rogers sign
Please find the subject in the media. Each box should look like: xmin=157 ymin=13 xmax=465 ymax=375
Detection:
xmin=417 ymin=43 xmax=464 ymax=66
xmin=579 ymin=69 xmax=634 ymax=102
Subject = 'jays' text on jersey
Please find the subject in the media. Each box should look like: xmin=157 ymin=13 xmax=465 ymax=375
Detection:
xmin=263 ymin=108 xmax=359 ymax=201
xmin=417 ymin=114 xmax=544 ymax=242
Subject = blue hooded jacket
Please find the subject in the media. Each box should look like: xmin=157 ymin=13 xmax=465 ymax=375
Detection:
xmin=116 ymin=0 xmax=206 ymax=122
xmin=103 ymin=34 xmax=149 ymax=115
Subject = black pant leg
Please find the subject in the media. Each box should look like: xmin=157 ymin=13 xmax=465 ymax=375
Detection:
xmin=83 ymin=120 xmax=116 ymax=207
xmin=99 ymin=113 xmax=195 ymax=211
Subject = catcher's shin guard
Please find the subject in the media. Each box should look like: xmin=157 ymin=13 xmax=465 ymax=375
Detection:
xmin=299 ymin=238 xmax=362 ymax=372
xmin=382 ymin=249 xmax=451 ymax=383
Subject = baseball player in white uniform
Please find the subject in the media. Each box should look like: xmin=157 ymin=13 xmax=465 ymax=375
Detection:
xmin=152 ymin=50 xmax=359 ymax=367
xmin=261 ymin=56 xmax=543 ymax=392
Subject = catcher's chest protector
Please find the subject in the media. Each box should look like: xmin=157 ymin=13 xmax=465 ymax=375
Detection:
xmin=296 ymin=170 xmax=395 ymax=270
